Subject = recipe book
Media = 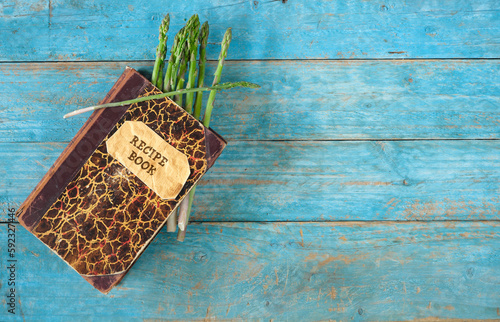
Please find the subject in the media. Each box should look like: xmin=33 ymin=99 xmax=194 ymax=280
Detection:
xmin=16 ymin=67 xmax=226 ymax=293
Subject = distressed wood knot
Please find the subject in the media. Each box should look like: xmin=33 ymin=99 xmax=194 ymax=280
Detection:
xmin=466 ymin=267 xmax=475 ymax=278
xmin=193 ymin=251 xmax=208 ymax=263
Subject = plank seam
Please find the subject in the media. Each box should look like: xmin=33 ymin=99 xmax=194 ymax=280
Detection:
xmin=0 ymin=58 xmax=499 ymax=64
xmin=233 ymin=138 xmax=500 ymax=142
xmin=2 ymin=220 xmax=500 ymax=225
xmin=4 ymin=138 xmax=500 ymax=144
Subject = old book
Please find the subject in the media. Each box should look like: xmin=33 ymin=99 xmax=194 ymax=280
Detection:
xmin=16 ymin=67 xmax=226 ymax=293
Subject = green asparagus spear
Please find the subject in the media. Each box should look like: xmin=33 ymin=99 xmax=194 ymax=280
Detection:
xmin=174 ymin=44 xmax=190 ymax=106
xmin=185 ymin=20 xmax=202 ymax=114
xmin=193 ymin=21 xmax=209 ymax=119
xmin=167 ymin=15 xmax=200 ymax=232
xmin=151 ymin=14 xmax=170 ymax=87
xmin=177 ymin=23 xmax=208 ymax=238
xmin=177 ymin=16 xmax=200 ymax=108
xmin=204 ymin=28 xmax=232 ymax=127
xmin=63 ymin=82 xmax=259 ymax=118
xmin=166 ymin=34 xmax=187 ymax=233
xmin=163 ymin=27 xmax=182 ymax=92
xmin=170 ymin=15 xmax=198 ymax=97
xmin=157 ymin=61 xmax=164 ymax=90
xmin=177 ymin=28 xmax=233 ymax=239
xmin=170 ymin=33 xmax=187 ymax=96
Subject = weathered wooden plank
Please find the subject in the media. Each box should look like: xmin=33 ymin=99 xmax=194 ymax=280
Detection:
xmin=1 ymin=60 xmax=499 ymax=142
xmin=1 ymin=0 xmax=499 ymax=61
xmin=0 ymin=221 xmax=498 ymax=320
xmin=1 ymin=140 xmax=498 ymax=222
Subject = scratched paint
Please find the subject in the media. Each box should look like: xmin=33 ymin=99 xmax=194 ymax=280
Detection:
xmin=0 ymin=60 xmax=499 ymax=142
xmin=0 ymin=0 xmax=498 ymax=320
xmin=1 ymin=140 xmax=498 ymax=222
xmin=0 ymin=222 xmax=498 ymax=320
xmin=0 ymin=1 xmax=499 ymax=61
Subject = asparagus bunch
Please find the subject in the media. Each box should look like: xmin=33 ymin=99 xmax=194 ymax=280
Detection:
xmin=65 ymin=14 xmax=257 ymax=241
xmin=160 ymin=16 xmax=239 ymax=240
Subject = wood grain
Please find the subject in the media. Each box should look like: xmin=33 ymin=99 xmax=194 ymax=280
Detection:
xmin=0 ymin=60 xmax=499 ymax=142
xmin=0 ymin=1 xmax=498 ymax=320
xmin=1 ymin=140 xmax=498 ymax=222
xmin=1 ymin=0 xmax=499 ymax=61
xmin=0 ymin=221 xmax=498 ymax=320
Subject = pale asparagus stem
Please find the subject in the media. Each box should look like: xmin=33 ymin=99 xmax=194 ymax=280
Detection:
xmin=63 ymin=82 xmax=259 ymax=118
xmin=185 ymin=19 xmax=201 ymax=114
xmin=193 ymin=21 xmax=209 ymax=120
xmin=204 ymin=28 xmax=232 ymax=128
xmin=166 ymin=208 xmax=178 ymax=232
xmin=176 ymin=195 xmax=190 ymax=231
xmin=176 ymin=198 xmax=190 ymax=236
xmin=151 ymin=14 xmax=170 ymax=87
xmin=178 ymin=187 xmax=196 ymax=231
xmin=177 ymin=225 xmax=187 ymax=242
xmin=177 ymin=28 xmax=233 ymax=239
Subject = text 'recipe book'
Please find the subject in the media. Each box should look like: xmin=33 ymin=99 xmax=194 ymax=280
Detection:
xmin=16 ymin=67 xmax=226 ymax=294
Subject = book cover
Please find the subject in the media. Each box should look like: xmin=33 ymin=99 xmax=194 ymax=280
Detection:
xmin=16 ymin=67 xmax=226 ymax=293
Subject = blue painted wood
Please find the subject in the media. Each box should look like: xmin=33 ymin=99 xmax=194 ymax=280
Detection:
xmin=1 ymin=140 xmax=498 ymax=222
xmin=1 ymin=0 xmax=499 ymax=61
xmin=0 ymin=222 xmax=498 ymax=321
xmin=0 ymin=60 xmax=499 ymax=142
xmin=1 ymin=1 xmax=498 ymax=320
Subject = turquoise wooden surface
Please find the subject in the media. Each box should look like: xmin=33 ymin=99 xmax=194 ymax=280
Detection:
xmin=1 ymin=1 xmax=499 ymax=61
xmin=1 ymin=60 xmax=499 ymax=142
xmin=1 ymin=140 xmax=499 ymax=222
xmin=1 ymin=0 xmax=499 ymax=321
xmin=1 ymin=222 xmax=499 ymax=321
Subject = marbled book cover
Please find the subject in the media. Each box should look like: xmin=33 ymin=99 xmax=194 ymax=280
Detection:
xmin=16 ymin=67 xmax=226 ymax=293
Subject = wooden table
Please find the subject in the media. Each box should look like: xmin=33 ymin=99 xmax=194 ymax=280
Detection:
xmin=1 ymin=1 xmax=499 ymax=321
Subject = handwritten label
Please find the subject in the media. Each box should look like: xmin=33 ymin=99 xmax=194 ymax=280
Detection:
xmin=106 ymin=121 xmax=190 ymax=199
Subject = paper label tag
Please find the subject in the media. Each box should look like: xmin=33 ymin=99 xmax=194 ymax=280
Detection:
xmin=106 ymin=121 xmax=190 ymax=199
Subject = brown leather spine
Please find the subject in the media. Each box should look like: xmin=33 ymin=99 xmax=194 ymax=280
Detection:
xmin=17 ymin=68 xmax=149 ymax=231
